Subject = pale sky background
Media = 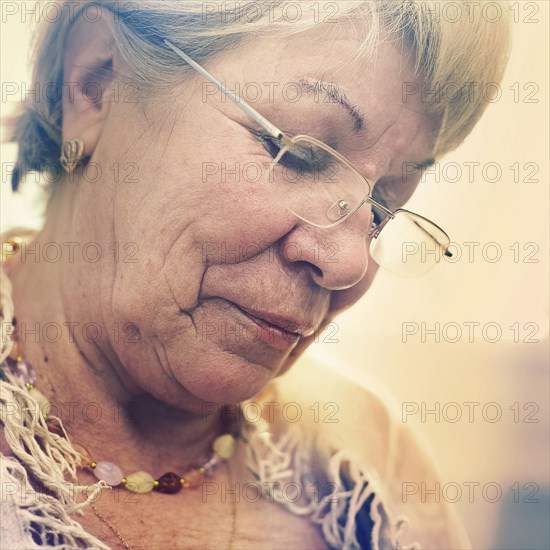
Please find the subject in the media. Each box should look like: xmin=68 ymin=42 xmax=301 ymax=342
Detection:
xmin=1 ymin=2 xmax=549 ymax=548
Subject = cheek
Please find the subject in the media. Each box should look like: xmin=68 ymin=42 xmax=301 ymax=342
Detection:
xmin=101 ymin=114 xmax=296 ymax=328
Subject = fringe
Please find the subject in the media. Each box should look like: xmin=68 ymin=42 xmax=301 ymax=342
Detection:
xmin=1 ymin=262 xmax=110 ymax=548
xmin=0 ymin=376 xmax=111 ymax=549
xmin=241 ymin=402 xmax=421 ymax=550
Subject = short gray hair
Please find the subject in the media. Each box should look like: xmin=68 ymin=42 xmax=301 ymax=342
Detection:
xmin=8 ymin=0 xmax=512 ymax=190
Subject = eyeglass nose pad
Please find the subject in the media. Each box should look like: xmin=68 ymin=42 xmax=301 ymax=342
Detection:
xmin=326 ymin=199 xmax=351 ymax=222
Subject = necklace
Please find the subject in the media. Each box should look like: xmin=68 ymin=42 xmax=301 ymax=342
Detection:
xmin=2 ymin=347 xmax=242 ymax=550
xmin=81 ymin=460 xmax=239 ymax=550
xmin=90 ymin=500 xmax=134 ymax=550
xmin=82 ymin=458 xmax=238 ymax=550
xmin=0 ymin=238 xmax=243 ymax=549
xmin=3 ymin=350 xmax=242 ymax=493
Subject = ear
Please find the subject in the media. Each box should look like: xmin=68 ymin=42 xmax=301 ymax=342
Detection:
xmin=61 ymin=10 xmax=121 ymax=159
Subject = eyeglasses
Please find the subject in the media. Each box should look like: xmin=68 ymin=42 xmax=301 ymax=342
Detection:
xmin=164 ymin=40 xmax=452 ymax=277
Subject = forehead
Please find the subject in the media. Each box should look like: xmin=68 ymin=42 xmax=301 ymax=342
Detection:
xmin=207 ymin=25 xmax=438 ymax=164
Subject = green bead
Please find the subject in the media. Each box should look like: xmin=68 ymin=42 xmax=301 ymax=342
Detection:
xmin=29 ymin=387 xmax=51 ymax=417
xmin=125 ymin=471 xmax=155 ymax=493
xmin=213 ymin=434 xmax=235 ymax=460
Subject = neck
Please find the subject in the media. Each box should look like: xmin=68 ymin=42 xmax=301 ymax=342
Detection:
xmin=6 ymin=190 xmax=225 ymax=475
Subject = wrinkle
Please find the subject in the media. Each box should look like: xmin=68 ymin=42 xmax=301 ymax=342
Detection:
xmin=158 ymin=218 xmax=198 ymax=302
xmin=154 ymin=90 xmax=192 ymax=173
xmin=152 ymin=342 xmax=176 ymax=383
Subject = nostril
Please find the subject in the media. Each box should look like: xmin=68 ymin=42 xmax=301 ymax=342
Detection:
xmin=305 ymin=262 xmax=323 ymax=280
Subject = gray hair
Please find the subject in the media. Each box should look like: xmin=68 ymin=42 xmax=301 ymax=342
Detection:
xmin=8 ymin=0 xmax=512 ymax=190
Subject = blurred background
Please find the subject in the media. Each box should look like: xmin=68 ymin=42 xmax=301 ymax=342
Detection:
xmin=308 ymin=3 xmax=549 ymax=548
xmin=1 ymin=2 xmax=548 ymax=548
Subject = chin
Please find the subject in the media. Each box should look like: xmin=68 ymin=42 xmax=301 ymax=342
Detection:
xmin=167 ymin=349 xmax=278 ymax=408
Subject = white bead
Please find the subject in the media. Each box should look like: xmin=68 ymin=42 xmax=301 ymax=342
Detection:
xmin=93 ymin=461 xmax=124 ymax=486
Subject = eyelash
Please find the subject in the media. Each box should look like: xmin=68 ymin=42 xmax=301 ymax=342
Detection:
xmin=255 ymin=132 xmax=333 ymax=174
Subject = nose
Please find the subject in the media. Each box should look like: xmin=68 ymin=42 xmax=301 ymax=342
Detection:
xmin=280 ymin=204 xmax=372 ymax=291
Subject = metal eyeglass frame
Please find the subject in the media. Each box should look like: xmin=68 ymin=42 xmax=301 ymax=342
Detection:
xmin=164 ymin=40 xmax=452 ymax=256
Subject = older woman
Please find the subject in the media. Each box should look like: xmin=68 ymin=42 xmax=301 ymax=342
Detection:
xmin=1 ymin=1 xmax=510 ymax=548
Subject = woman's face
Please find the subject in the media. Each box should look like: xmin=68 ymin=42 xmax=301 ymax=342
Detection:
xmin=66 ymin=25 xmax=437 ymax=410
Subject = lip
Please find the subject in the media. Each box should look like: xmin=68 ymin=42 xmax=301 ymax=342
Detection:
xmin=232 ymin=304 xmax=310 ymax=351
xmin=236 ymin=304 xmax=317 ymax=337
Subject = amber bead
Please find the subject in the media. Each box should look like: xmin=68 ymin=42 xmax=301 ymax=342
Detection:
xmin=155 ymin=472 xmax=182 ymax=494
xmin=71 ymin=442 xmax=93 ymax=468
xmin=181 ymin=468 xmax=203 ymax=489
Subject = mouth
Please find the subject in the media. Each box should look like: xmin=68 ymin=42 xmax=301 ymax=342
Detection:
xmin=231 ymin=303 xmax=315 ymax=351
xmin=237 ymin=304 xmax=316 ymax=336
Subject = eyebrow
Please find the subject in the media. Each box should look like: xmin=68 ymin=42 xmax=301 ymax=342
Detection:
xmin=295 ymin=78 xmax=366 ymax=133
xmin=294 ymin=78 xmax=435 ymax=171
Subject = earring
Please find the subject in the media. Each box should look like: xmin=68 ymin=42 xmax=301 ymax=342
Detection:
xmin=60 ymin=137 xmax=85 ymax=174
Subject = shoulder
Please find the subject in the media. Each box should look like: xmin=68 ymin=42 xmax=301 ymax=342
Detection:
xmin=270 ymin=352 xmax=472 ymax=549
xmin=272 ymin=351 xmax=398 ymax=470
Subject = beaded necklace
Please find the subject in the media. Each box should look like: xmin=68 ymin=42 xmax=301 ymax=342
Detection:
xmin=2 ymin=345 xmax=242 ymax=549
xmin=1 ymin=236 xmax=243 ymax=495
xmin=81 ymin=460 xmax=239 ymax=550
xmin=1 ymin=237 xmax=243 ymax=549
xmin=2 ymin=350 xmax=242 ymax=495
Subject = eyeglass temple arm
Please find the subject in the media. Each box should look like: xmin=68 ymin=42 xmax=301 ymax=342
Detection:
xmin=164 ymin=40 xmax=293 ymax=147
xmin=411 ymin=217 xmax=453 ymax=257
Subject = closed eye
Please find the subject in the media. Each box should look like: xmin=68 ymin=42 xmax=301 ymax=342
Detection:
xmin=253 ymin=131 xmax=333 ymax=174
